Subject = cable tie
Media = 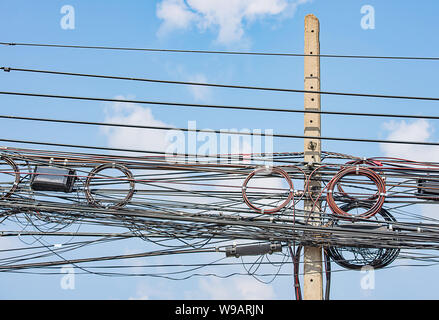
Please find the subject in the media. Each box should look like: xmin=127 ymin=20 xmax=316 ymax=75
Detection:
xmin=389 ymin=224 xmax=393 ymax=231
xmin=417 ymin=227 xmax=422 ymax=233
xmin=112 ymin=162 xmax=116 ymax=168
xmin=54 ymin=244 xmax=62 ymax=248
xmin=63 ymin=159 xmax=68 ymax=166
xmin=261 ymin=209 xmax=265 ymax=214
xmin=355 ymin=165 xmax=360 ymax=174
xmin=2 ymin=67 xmax=10 ymax=72
xmin=327 ymin=190 xmax=333 ymax=193
xmin=380 ymin=193 xmax=387 ymax=196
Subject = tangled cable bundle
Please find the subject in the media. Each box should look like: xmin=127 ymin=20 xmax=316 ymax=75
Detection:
xmin=85 ymin=163 xmax=135 ymax=209
xmin=241 ymin=162 xmax=388 ymax=219
xmin=242 ymin=166 xmax=294 ymax=214
xmin=0 ymin=147 xmax=437 ymax=276
xmin=326 ymin=165 xmax=386 ymax=219
xmin=0 ymin=156 xmax=20 ymax=200
xmin=327 ymin=204 xmax=400 ymax=270
xmin=334 ymin=159 xmax=382 ymax=202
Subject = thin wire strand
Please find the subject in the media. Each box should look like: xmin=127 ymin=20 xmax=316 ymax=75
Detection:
xmin=2 ymin=42 xmax=439 ymax=60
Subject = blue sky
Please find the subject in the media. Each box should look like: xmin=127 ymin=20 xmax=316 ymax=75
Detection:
xmin=0 ymin=0 xmax=439 ymax=299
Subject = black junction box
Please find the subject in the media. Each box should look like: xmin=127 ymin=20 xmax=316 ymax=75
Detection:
xmin=31 ymin=166 xmax=76 ymax=193
xmin=417 ymin=178 xmax=439 ymax=200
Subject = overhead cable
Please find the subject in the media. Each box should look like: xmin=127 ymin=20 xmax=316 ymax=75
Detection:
xmin=2 ymin=67 xmax=439 ymax=102
xmin=2 ymin=42 xmax=439 ymax=61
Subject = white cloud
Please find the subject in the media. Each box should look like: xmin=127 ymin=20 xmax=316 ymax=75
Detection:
xmin=187 ymin=73 xmax=212 ymax=102
xmin=163 ymin=63 xmax=212 ymax=102
xmin=129 ymin=280 xmax=175 ymax=300
xmin=156 ymin=0 xmax=311 ymax=45
xmin=380 ymin=119 xmax=439 ymax=221
xmin=101 ymin=96 xmax=172 ymax=153
xmin=156 ymin=0 xmax=197 ymax=36
xmin=0 ymin=236 xmax=23 ymax=252
xmin=379 ymin=119 xmax=439 ymax=162
xmin=192 ymin=276 xmax=275 ymax=299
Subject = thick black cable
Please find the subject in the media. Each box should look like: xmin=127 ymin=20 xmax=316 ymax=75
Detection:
xmin=1 ymin=124 xmax=439 ymax=149
xmin=1 ymin=93 xmax=439 ymax=147
xmin=0 ymin=114 xmax=275 ymax=137
xmin=2 ymin=67 xmax=439 ymax=101
xmin=3 ymin=102 xmax=439 ymax=122
xmin=2 ymin=42 xmax=439 ymax=61
xmin=324 ymin=249 xmax=331 ymax=300
xmin=294 ymin=245 xmax=302 ymax=300
xmin=0 ymin=247 xmax=218 ymax=271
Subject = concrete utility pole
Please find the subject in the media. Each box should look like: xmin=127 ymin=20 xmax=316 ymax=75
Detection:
xmin=303 ymin=13 xmax=323 ymax=300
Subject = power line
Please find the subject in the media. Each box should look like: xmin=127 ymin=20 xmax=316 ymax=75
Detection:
xmin=3 ymin=66 xmax=439 ymax=102
xmin=1 ymin=129 xmax=439 ymax=152
xmin=2 ymin=114 xmax=439 ymax=136
xmin=2 ymin=42 xmax=439 ymax=61
xmin=0 ymin=247 xmax=218 ymax=271
xmin=2 ymin=146 xmax=439 ymax=276
xmin=3 ymin=90 xmax=439 ymax=120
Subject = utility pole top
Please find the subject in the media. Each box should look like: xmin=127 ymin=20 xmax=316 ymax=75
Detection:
xmin=305 ymin=14 xmax=319 ymax=22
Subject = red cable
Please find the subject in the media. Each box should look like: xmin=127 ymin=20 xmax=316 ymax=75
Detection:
xmin=326 ymin=166 xmax=386 ymax=219
xmin=242 ymin=166 xmax=294 ymax=214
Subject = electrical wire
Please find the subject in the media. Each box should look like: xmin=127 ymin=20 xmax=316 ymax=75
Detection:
xmin=3 ymin=66 xmax=439 ymax=102
xmin=0 ymin=145 xmax=437 ymax=288
xmin=2 ymin=42 xmax=439 ymax=60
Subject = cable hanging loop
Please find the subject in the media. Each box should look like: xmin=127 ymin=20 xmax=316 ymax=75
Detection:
xmin=242 ymin=166 xmax=294 ymax=214
xmin=84 ymin=163 xmax=135 ymax=209
xmin=326 ymin=165 xmax=386 ymax=219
